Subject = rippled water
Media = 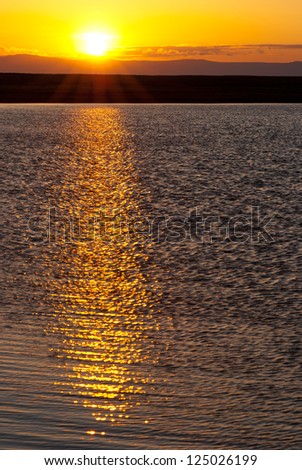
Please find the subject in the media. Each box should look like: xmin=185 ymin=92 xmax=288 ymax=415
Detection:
xmin=1 ymin=104 xmax=301 ymax=449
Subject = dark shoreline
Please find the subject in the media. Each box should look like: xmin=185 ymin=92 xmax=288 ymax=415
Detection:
xmin=0 ymin=73 xmax=301 ymax=103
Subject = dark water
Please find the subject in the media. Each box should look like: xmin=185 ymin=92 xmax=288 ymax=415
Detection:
xmin=1 ymin=104 xmax=301 ymax=449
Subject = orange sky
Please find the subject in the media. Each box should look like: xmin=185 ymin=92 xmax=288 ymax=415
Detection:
xmin=0 ymin=1 xmax=302 ymax=62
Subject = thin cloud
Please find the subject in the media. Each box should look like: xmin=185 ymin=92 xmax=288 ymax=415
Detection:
xmin=0 ymin=45 xmax=44 ymax=56
xmin=1 ymin=43 xmax=301 ymax=60
xmin=118 ymin=44 xmax=302 ymax=59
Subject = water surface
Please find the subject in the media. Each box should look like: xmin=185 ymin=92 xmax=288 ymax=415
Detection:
xmin=1 ymin=104 xmax=301 ymax=449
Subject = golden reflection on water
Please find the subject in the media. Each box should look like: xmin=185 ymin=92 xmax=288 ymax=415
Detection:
xmin=44 ymin=108 xmax=170 ymax=429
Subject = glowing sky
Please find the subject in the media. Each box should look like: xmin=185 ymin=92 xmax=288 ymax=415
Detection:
xmin=0 ymin=0 xmax=302 ymax=61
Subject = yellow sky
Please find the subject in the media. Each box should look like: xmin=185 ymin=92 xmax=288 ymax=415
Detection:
xmin=1 ymin=1 xmax=302 ymax=61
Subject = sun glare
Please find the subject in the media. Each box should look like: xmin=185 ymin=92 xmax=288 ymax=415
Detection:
xmin=77 ymin=31 xmax=114 ymax=57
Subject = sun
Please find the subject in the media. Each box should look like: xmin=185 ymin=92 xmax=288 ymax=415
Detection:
xmin=76 ymin=31 xmax=114 ymax=57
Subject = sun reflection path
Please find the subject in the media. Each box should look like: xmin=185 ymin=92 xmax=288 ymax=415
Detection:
xmin=44 ymin=107 xmax=172 ymax=430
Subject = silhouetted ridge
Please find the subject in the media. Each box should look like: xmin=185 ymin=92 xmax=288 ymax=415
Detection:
xmin=0 ymin=74 xmax=301 ymax=103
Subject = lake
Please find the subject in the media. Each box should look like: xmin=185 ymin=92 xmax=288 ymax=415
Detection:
xmin=1 ymin=104 xmax=301 ymax=449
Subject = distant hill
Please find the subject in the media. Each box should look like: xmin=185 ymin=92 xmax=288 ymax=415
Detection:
xmin=0 ymin=54 xmax=301 ymax=76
